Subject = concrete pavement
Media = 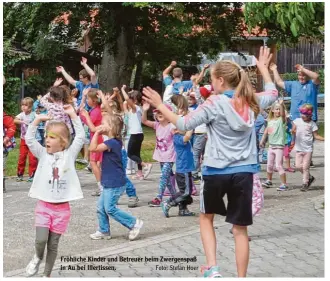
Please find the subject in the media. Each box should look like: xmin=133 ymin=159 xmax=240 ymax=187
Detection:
xmin=3 ymin=141 xmax=325 ymax=277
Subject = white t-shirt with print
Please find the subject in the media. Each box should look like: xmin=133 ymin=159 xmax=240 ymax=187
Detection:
xmin=128 ymin=105 xmax=143 ymax=134
xmin=293 ymin=118 xmax=318 ymax=152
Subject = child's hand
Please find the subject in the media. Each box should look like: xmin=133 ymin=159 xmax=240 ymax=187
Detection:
xmin=170 ymin=61 xmax=177 ymax=67
xmin=113 ymin=87 xmax=120 ymax=93
xmin=36 ymin=114 xmax=52 ymax=122
xmin=96 ymin=90 xmax=105 ymax=99
xmin=81 ymin=57 xmax=87 ymax=66
xmin=56 ymin=66 xmax=64 ymax=73
xmin=259 ymin=141 xmax=265 ymax=148
xmin=121 ymin=85 xmax=127 ymax=92
xmin=203 ymin=64 xmax=210 ymax=69
xmin=142 ymin=102 xmax=150 ymax=111
xmin=295 ymin=64 xmax=303 ymax=72
xmin=63 ymin=104 xmax=76 ymax=116
xmin=269 ymin=63 xmax=277 ymax=71
xmin=53 ymin=77 xmax=63 ymax=87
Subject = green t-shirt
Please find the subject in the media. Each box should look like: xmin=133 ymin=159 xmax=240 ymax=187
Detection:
xmin=267 ymin=118 xmax=286 ymax=147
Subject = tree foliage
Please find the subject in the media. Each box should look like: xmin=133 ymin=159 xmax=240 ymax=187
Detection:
xmin=244 ymin=2 xmax=324 ymax=44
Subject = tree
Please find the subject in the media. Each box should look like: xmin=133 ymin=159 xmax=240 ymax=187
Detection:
xmin=244 ymin=2 xmax=324 ymax=44
xmin=4 ymin=2 xmax=244 ymax=91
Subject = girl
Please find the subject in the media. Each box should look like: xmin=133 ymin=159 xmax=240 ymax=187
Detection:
xmin=89 ymin=113 xmax=143 ymax=240
xmin=260 ymin=99 xmax=288 ymax=191
xmin=40 ymin=86 xmax=75 ymax=136
xmin=292 ymin=104 xmax=324 ymax=191
xmin=141 ymin=102 xmax=177 ymax=207
xmin=25 ymin=104 xmax=85 ymax=277
xmin=121 ymin=85 xmax=152 ymax=180
xmin=143 ymin=47 xmax=278 ymax=277
xmin=160 ymin=95 xmax=195 ymax=217
xmin=15 ymin=97 xmax=38 ymax=182
xmin=80 ymin=89 xmax=103 ymax=196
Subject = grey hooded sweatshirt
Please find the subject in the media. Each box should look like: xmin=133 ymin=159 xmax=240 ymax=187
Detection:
xmin=176 ymin=83 xmax=278 ymax=170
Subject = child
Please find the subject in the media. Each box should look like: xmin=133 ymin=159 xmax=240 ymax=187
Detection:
xmin=292 ymin=104 xmax=324 ymax=191
xmin=14 ymin=97 xmax=38 ymax=182
xmin=89 ymin=113 xmax=143 ymax=240
xmin=33 ymin=97 xmax=48 ymax=146
xmin=25 ymin=104 xmax=85 ymax=277
xmin=99 ymin=90 xmax=139 ymax=208
xmin=79 ymin=88 xmax=103 ymax=196
xmin=143 ymin=46 xmax=278 ymax=277
xmin=284 ymin=113 xmax=295 ymax=172
xmin=142 ymin=102 xmax=177 ymax=207
xmin=260 ymin=99 xmax=288 ymax=191
xmin=160 ymin=95 xmax=195 ymax=217
xmin=3 ymin=112 xmax=16 ymax=192
xmin=40 ymin=86 xmax=75 ymax=136
xmin=121 ymin=85 xmax=152 ymax=180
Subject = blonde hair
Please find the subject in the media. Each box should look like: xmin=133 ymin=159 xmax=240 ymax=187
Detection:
xmin=45 ymin=121 xmax=71 ymax=149
xmin=102 ymin=114 xmax=124 ymax=140
xmin=211 ymin=60 xmax=260 ymax=117
xmin=173 ymin=67 xmax=183 ymax=78
xmin=87 ymin=88 xmax=101 ymax=105
xmin=171 ymin=95 xmax=188 ymax=115
xmin=267 ymin=101 xmax=283 ymax=121
xmin=21 ymin=97 xmax=34 ymax=108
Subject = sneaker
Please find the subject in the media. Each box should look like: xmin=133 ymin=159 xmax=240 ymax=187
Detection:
xmin=143 ymin=164 xmax=153 ymax=179
xmin=300 ymin=184 xmax=309 ymax=192
xmin=126 ymin=169 xmax=135 ymax=175
xmin=91 ymin=190 xmax=101 ymax=196
xmin=76 ymin=159 xmax=88 ymax=165
xmin=16 ymin=176 xmax=24 ymax=182
xmin=307 ymin=175 xmax=315 ymax=187
xmin=85 ymin=166 xmax=92 ymax=173
xmin=178 ymin=209 xmax=196 ymax=216
xmin=161 ymin=201 xmax=170 ymax=218
xmin=26 ymin=254 xmax=42 ymax=277
xmin=310 ymin=161 xmax=315 ymax=168
xmin=27 ymin=177 xmax=34 ymax=182
xmin=285 ymin=167 xmax=295 ymax=173
xmin=148 ymin=197 xmax=161 ymax=207
xmin=129 ymin=219 xmax=143 ymax=241
xmin=128 ymin=196 xmax=139 ymax=208
xmin=262 ymin=180 xmax=273 ymax=188
xmin=90 ymin=231 xmax=111 ymax=240
xmin=201 ymin=265 xmax=222 ymax=278
xmin=277 ymin=184 xmax=288 ymax=191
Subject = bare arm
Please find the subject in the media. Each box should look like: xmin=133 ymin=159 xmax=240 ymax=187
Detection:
xmin=183 ymin=130 xmax=193 ymax=143
xmin=89 ymin=131 xmax=108 ymax=152
xmin=81 ymin=57 xmax=97 ymax=85
xmin=97 ymin=90 xmax=113 ymax=116
xmin=195 ymin=64 xmax=210 ymax=84
xmin=56 ymin=66 xmax=77 ymax=86
xmin=299 ymin=65 xmax=320 ymax=85
xmin=259 ymin=127 xmax=269 ymax=148
xmin=270 ymin=63 xmax=285 ymax=89
xmin=313 ymin=131 xmax=324 ymax=141
xmin=121 ymin=85 xmax=136 ymax=113
xmin=279 ymin=100 xmax=286 ymax=123
xmin=163 ymin=61 xmax=176 ymax=79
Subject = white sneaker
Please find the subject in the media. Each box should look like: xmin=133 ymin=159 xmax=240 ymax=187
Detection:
xmin=129 ymin=219 xmax=144 ymax=241
xmin=143 ymin=164 xmax=153 ymax=179
xmin=26 ymin=254 xmax=42 ymax=277
xmin=90 ymin=231 xmax=111 ymax=240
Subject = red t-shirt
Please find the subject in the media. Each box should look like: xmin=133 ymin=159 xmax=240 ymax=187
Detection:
xmin=80 ymin=106 xmax=103 ymax=144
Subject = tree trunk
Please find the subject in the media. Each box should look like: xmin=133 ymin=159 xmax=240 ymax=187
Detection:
xmin=99 ymin=27 xmax=135 ymax=91
xmin=133 ymin=60 xmax=143 ymax=90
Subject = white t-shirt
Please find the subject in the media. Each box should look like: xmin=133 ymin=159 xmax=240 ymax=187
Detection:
xmin=128 ymin=105 xmax=143 ymax=134
xmin=189 ymin=107 xmax=207 ymax=134
xmin=293 ymin=118 xmax=318 ymax=152
xmin=25 ymin=118 xmax=85 ymax=203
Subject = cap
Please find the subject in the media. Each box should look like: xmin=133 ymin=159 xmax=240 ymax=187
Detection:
xmin=153 ymin=103 xmax=173 ymax=113
xmin=200 ymin=85 xmax=213 ymax=99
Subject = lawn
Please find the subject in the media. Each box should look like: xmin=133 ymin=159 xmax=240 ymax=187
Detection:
xmin=4 ymin=122 xmax=324 ymax=178
xmin=4 ymin=126 xmax=156 ymax=178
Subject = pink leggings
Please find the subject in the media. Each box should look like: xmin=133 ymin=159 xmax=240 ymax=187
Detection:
xmin=295 ymin=151 xmax=312 ymax=184
xmin=267 ymin=147 xmax=285 ymax=175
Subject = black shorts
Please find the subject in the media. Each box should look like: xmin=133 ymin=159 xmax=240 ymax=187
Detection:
xmin=200 ymin=173 xmax=253 ymax=226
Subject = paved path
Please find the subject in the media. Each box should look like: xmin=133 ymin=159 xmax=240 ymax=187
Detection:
xmin=3 ymin=142 xmax=325 ymax=277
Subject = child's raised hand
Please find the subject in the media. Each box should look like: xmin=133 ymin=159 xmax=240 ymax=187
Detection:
xmin=96 ymin=90 xmax=105 ymax=99
xmin=142 ymin=87 xmax=163 ymax=109
xmin=203 ymin=64 xmax=211 ymax=69
xmin=170 ymin=61 xmax=177 ymax=67
xmin=256 ymin=46 xmax=273 ymax=70
xmin=63 ymin=104 xmax=76 ymax=116
xmin=113 ymin=87 xmax=120 ymax=93
xmin=53 ymin=77 xmax=63 ymax=87
xmin=142 ymin=102 xmax=150 ymax=111
xmin=269 ymin=63 xmax=277 ymax=71
xmin=81 ymin=57 xmax=87 ymax=66
xmin=56 ymin=66 xmax=64 ymax=73
xmin=121 ymin=85 xmax=127 ymax=92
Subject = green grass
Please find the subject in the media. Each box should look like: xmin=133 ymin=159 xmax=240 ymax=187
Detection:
xmin=318 ymin=122 xmax=324 ymax=137
xmin=4 ymin=125 xmax=156 ymax=177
